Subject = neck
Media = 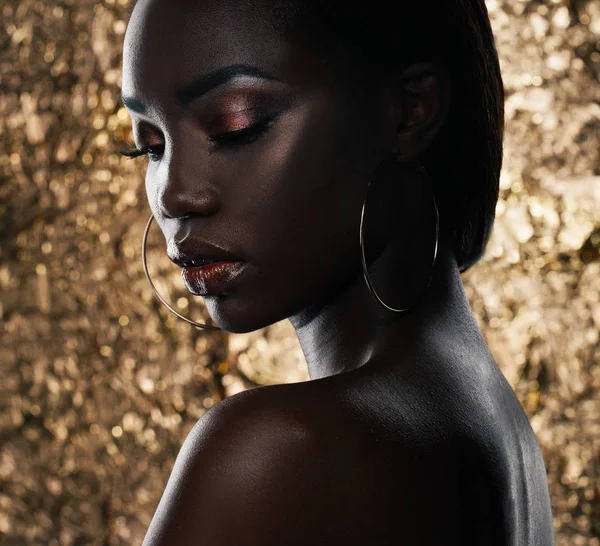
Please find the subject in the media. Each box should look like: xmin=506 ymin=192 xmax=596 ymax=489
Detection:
xmin=289 ymin=232 xmax=480 ymax=380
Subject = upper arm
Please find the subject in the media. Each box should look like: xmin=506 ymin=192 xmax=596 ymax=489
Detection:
xmin=142 ymin=388 xmax=316 ymax=546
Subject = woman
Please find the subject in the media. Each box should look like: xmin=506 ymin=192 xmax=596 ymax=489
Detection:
xmin=120 ymin=0 xmax=554 ymax=544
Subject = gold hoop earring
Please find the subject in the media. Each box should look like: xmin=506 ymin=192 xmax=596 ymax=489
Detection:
xmin=359 ymin=151 xmax=439 ymax=314
xmin=141 ymin=214 xmax=221 ymax=330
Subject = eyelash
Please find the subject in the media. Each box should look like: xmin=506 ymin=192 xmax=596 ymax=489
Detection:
xmin=119 ymin=116 xmax=276 ymax=161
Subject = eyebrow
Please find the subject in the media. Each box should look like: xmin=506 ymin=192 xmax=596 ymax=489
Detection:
xmin=121 ymin=63 xmax=282 ymax=114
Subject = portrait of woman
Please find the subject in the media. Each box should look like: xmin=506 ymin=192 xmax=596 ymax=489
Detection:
xmin=6 ymin=0 xmax=600 ymax=542
xmin=119 ymin=0 xmax=555 ymax=544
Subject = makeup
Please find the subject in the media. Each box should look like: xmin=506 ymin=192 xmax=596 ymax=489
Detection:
xmin=181 ymin=262 xmax=249 ymax=295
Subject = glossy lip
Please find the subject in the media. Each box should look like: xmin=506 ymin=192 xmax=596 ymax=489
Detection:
xmin=168 ymin=236 xmax=241 ymax=269
xmin=181 ymin=261 xmax=248 ymax=296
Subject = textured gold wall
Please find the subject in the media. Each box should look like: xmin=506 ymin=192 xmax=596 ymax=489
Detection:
xmin=0 ymin=1 xmax=599 ymax=544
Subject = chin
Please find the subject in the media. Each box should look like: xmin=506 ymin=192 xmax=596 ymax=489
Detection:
xmin=202 ymin=294 xmax=282 ymax=334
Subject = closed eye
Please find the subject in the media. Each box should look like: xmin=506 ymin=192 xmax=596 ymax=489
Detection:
xmin=118 ymin=115 xmax=277 ymax=162
xmin=208 ymin=115 xmax=276 ymax=147
xmin=119 ymin=144 xmax=164 ymax=161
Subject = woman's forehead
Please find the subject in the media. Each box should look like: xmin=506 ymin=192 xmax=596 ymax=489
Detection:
xmin=122 ymin=0 xmax=335 ymax=107
xmin=123 ymin=0 xmax=283 ymax=72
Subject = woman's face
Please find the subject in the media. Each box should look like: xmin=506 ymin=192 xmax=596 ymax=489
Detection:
xmin=122 ymin=0 xmax=389 ymax=333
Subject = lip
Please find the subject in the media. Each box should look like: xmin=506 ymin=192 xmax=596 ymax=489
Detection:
xmin=167 ymin=236 xmax=241 ymax=269
xmin=181 ymin=261 xmax=248 ymax=296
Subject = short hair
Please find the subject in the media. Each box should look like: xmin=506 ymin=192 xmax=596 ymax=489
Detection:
xmin=127 ymin=0 xmax=505 ymax=273
xmin=268 ymin=1 xmax=505 ymax=273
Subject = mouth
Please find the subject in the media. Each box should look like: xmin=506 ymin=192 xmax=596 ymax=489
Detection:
xmin=167 ymin=235 xmax=247 ymax=295
xmin=181 ymin=261 xmax=248 ymax=296
xmin=167 ymin=239 xmax=240 ymax=270
xmin=178 ymin=257 xmax=219 ymax=268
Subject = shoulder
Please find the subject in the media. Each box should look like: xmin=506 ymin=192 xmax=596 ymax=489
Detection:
xmin=141 ymin=385 xmax=326 ymax=546
xmin=141 ymin=377 xmax=491 ymax=545
xmin=181 ymin=383 xmax=316 ymax=461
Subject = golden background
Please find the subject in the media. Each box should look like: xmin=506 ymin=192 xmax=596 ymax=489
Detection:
xmin=0 ymin=0 xmax=599 ymax=544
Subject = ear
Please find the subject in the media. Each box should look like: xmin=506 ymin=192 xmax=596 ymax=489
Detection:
xmin=382 ymin=61 xmax=451 ymax=162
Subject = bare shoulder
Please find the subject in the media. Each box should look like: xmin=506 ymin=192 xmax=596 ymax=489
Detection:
xmin=141 ymin=380 xmax=458 ymax=545
xmin=142 ymin=384 xmax=320 ymax=546
xmin=164 ymin=378 xmax=484 ymax=544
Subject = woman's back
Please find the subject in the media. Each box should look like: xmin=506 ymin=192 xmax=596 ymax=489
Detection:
xmin=313 ymin=343 xmax=555 ymax=545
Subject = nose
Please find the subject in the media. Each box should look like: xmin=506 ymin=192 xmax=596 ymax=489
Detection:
xmin=155 ymin=150 xmax=220 ymax=220
xmin=159 ymin=184 xmax=220 ymax=219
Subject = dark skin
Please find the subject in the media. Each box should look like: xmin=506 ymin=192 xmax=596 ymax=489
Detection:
xmin=122 ymin=0 xmax=555 ymax=544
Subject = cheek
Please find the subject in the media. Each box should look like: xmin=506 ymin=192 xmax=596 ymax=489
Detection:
xmin=226 ymin=107 xmax=369 ymax=299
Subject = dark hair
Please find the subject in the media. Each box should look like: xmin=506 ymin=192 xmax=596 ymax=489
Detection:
xmin=268 ymin=1 xmax=505 ymax=273
xmin=128 ymin=0 xmax=504 ymax=273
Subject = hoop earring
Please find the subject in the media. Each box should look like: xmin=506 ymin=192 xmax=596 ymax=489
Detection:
xmin=359 ymin=151 xmax=439 ymax=314
xmin=141 ymin=214 xmax=221 ymax=330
